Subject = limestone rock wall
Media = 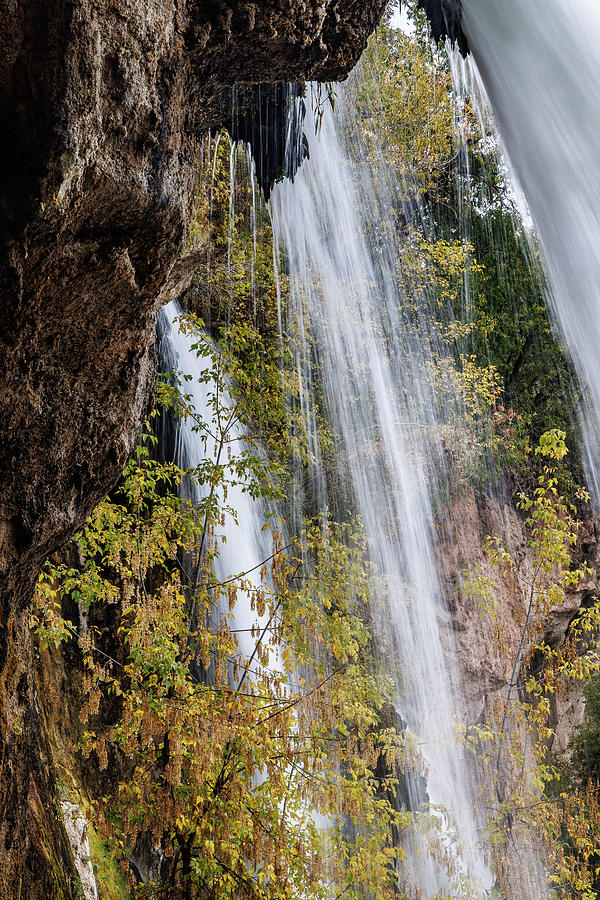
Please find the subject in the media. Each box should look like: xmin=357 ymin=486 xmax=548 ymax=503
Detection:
xmin=437 ymin=478 xmax=599 ymax=749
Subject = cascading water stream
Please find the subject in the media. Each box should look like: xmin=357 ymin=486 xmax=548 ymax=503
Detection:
xmin=457 ymin=0 xmax=600 ymax=501
xmin=270 ymin=88 xmax=492 ymax=896
xmin=157 ymin=299 xmax=275 ymax=666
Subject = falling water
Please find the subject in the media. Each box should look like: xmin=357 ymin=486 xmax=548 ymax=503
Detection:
xmin=270 ymin=87 xmax=492 ymax=895
xmin=458 ymin=0 xmax=600 ymax=501
xmin=157 ymin=299 xmax=275 ymax=666
xmin=152 ymin=3 xmax=600 ymax=891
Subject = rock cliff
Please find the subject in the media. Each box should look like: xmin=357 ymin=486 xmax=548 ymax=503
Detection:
xmin=436 ymin=477 xmax=599 ymax=893
xmin=417 ymin=0 xmax=469 ymax=54
xmin=0 ymin=2 xmax=386 ymax=895
xmin=438 ymin=479 xmax=598 ymax=741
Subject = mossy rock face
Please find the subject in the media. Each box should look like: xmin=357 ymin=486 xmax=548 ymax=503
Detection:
xmin=88 ymin=830 xmax=128 ymax=900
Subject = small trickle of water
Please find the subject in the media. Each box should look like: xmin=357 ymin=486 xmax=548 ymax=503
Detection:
xmin=248 ymin=151 xmax=258 ymax=321
xmin=227 ymin=142 xmax=237 ymax=321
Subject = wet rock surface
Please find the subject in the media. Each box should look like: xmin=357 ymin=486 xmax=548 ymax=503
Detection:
xmin=417 ymin=0 xmax=469 ymax=55
xmin=0 ymin=0 xmax=386 ymax=613
xmin=437 ymin=479 xmax=599 ymax=742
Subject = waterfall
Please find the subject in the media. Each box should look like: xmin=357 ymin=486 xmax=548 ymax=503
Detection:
xmin=157 ymin=299 xmax=275 ymax=667
xmin=148 ymin=5 xmax=600 ymax=893
xmin=270 ymin=87 xmax=492 ymax=896
xmin=459 ymin=0 xmax=600 ymax=500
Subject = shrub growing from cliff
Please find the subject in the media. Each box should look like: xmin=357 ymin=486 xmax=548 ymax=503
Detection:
xmin=32 ymin=318 xmax=411 ymax=900
xmin=464 ymin=431 xmax=600 ymax=896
